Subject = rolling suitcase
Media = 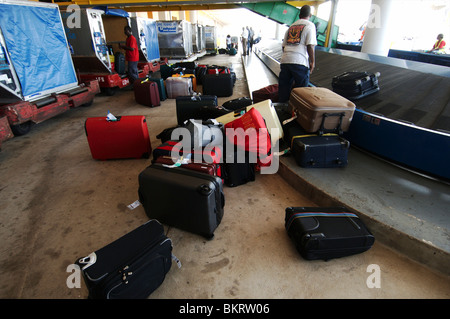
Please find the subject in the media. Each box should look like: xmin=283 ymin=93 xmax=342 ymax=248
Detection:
xmin=222 ymin=97 xmax=253 ymax=111
xmin=138 ymin=163 xmax=225 ymax=239
xmin=75 ymin=220 xmax=175 ymax=299
xmin=171 ymin=73 xmax=197 ymax=91
xmin=195 ymin=65 xmax=207 ymax=85
xmin=291 ymin=133 xmax=350 ymax=168
xmin=165 ymin=77 xmax=192 ymax=99
xmin=332 ymin=71 xmax=380 ymax=100
xmin=85 ymin=115 xmax=152 ymax=160
xmin=285 ymin=207 xmax=375 ymax=260
xmin=222 ymin=149 xmax=256 ymax=187
xmin=224 ymin=108 xmax=272 ymax=167
xmin=147 ymin=77 xmax=167 ymax=101
xmin=114 ymin=52 xmax=126 ymax=75
xmin=206 ymin=65 xmax=230 ymax=74
xmin=252 ymin=84 xmax=279 ymax=104
xmin=152 ymin=140 xmax=222 ymax=165
xmin=289 ymin=87 xmax=356 ymax=135
xmin=154 ymin=155 xmax=222 ymax=180
xmin=173 ymin=61 xmax=197 ymax=69
xmin=202 ymin=73 xmax=233 ymax=97
xmin=133 ymin=79 xmax=161 ymax=107
xmin=176 ymin=95 xmax=218 ymax=125
xmin=216 ymin=99 xmax=284 ymax=147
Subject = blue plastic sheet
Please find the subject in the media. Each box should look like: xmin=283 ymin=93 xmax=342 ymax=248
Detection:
xmin=92 ymin=6 xmax=129 ymax=18
xmin=0 ymin=3 xmax=77 ymax=99
xmin=144 ymin=20 xmax=160 ymax=61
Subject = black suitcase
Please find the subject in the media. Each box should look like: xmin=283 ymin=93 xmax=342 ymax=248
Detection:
xmin=331 ymin=71 xmax=380 ymax=100
xmin=138 ymin=163 xmax=225 ymax=239
xmin=195 ymin=65 xmax=207 ymax=85
xmin=173 ymin=61 xmax=197 ymax=70
xmin=222 ymin=148 xmax=256 ymax=187
xmin=202 ymin=74 xmax=234 ymax=97
xmin=222 ymin=97 xmax=253 ymax=111
xmin=176 ymin=95 xmax=219 ymax=125
xmin=75 ymin=220 xmax=175 ymax=299
xmin=114 ymin=52 xmax=126 ymax=75
xmin=285 ymin=207 xmax=375 ymax=260
xmin=291 ymin=132 xmax=350 ymax=168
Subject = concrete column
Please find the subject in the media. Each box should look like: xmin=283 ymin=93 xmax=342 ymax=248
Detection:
xmin=361 ymin=0 xmax=394 ymax=56
xmin=325 ymin=0 xmax=338 ymax=48
xmin=190 ymin=10 xmax=198 ymax=24
xmin=158 ymin=11 xmax=170 ymax=20
xmin=275 ymin=23 xmax=284 ymax=40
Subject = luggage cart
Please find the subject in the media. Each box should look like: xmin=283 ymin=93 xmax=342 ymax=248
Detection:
xmin=0 ymin=0 xmax=100 ymax=140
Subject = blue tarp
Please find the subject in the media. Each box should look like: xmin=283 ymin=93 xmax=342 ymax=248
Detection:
xmin=144 ymin=20 xmax=160 ymax=61
xmin=92 ymin=6 xmax=129 ymax=18
xmin=0 ymin=3 xmax=77 ymax=99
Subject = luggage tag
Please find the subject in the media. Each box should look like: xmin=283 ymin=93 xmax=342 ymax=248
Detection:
xmin=161 ymin=154 xmax=192 ymax=168
xmin=172 ymin=254 xmax=182 ymax=269
xmin=106 ymin=110 xmax=119 ymax=122
xmin=78 ymin=252 xmax=97 ymax=270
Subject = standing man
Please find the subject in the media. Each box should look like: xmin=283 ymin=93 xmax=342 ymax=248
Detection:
xmin=278 ymin=5 xmax=317 ymax=102
xmin=241 ymin=26 xmax=248 ymax=56
xmin=119 ymin=26 xmax=139 ymax=86
xmin=248 ymin=27 xmax=255 ymax=54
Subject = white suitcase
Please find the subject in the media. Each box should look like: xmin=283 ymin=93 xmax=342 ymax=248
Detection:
xmin=165 ymin=77 xmax=193 ymax=99
xmin=215 ymin=99 xmax=283 ymax=146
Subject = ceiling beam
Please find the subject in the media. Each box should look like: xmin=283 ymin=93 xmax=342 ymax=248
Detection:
xmin=55 ymin=0 xmax=328 ymax=12
xmin=287 ymin=1 xmax=328 ymax=8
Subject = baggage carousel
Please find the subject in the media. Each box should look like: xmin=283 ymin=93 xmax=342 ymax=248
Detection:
xmin=242 ymin=42 xmax=450 ymax=275
xmin=253 ymin=39 xmax=450 ymax=182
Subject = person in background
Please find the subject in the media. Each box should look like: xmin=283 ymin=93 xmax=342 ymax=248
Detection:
xmin=241 ymin=26 xmax=249 ymax=56
xmin=226 ymin=35 xmax=232 ymax=50
xmin=427 ymin=34 xmax=446 ymax=54
xmin=253 ymin=29 xmax=261 ymax=45
xmin=248 ymin=26 xmax=254 ymax=54
xmin=278 ymin=5 xmax=317 ymax=103
xmin=119 ymin=26 xmax=139 ymax=86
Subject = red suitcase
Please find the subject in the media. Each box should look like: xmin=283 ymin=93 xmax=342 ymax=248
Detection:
xmin=252 ymin=84 xmax=279 ymax=104
xmin=85 ymin=115 xmax=152 ymax=160
xmin=134 ymin=79 xmax=161 ymax=107
xmin=224 ymin=108 xmax=272 ymax=167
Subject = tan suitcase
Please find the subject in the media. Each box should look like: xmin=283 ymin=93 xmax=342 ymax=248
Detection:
xmin=289 ymin=87 xmax=356 ymax=134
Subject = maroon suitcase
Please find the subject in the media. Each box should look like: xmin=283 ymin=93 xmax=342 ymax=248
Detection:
xmin=153 ymin=155 xmax=222 ymax=180
xmin=252 ymin=84 xmax=279 ymax=104
xmin=134 ymin=79 xmax=161 ymax=107
xmin=85 ymin=115 xmax=152 ymax=160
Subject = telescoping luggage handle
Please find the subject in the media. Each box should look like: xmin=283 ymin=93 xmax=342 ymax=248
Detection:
xmin=318 ymin=112 xmax=345 ymax=136
xmin=285 ymin=210 xmax=359 ymax=231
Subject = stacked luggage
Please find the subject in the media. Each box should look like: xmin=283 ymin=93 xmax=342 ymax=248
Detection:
xmin=75 ymin=60 xmax=375 ymax=299
xmin=286 ymin=87 xmax=355 ymax=168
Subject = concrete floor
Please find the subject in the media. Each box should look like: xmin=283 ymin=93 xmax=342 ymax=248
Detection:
xmin=0 ymin=53 xmax=449 ymax=299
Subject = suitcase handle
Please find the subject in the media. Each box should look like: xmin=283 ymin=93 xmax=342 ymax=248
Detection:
xmin=318 ymin=112 xmax=344 ymax=136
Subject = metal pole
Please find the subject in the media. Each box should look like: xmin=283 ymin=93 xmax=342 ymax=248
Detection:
xmin=325 ymin=0 xmax=338 ymax=48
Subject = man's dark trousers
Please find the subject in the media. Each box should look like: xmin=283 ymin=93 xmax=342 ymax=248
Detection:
xmin=278 ymin=63 xmax=310 ymax=103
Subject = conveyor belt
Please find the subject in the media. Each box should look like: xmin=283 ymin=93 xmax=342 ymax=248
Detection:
xmin=255 ymin=40 xmax=450 ymax=133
